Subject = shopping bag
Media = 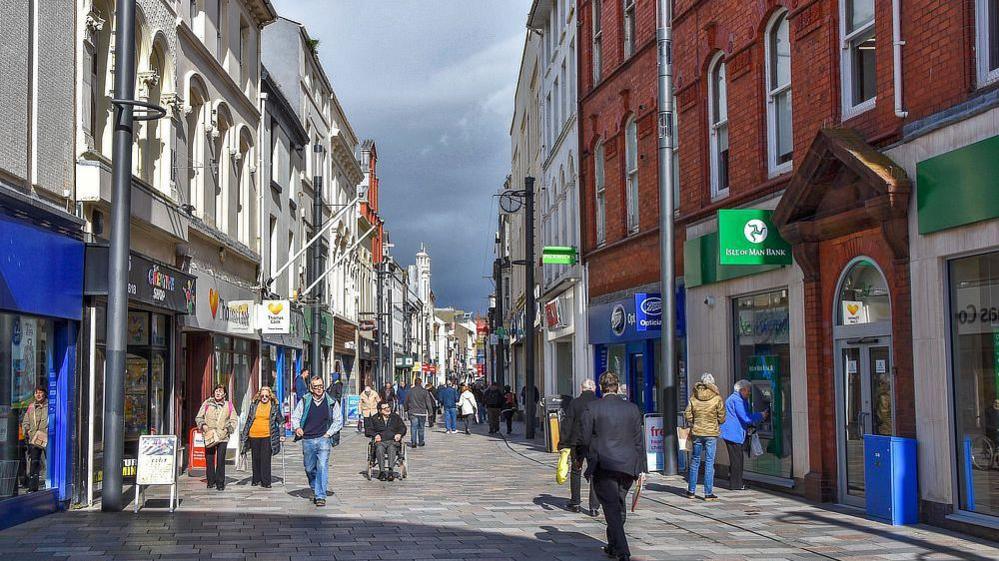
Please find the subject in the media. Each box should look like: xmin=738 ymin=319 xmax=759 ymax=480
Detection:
xmin=556 ymin=448 xmax=571 ymax=485
xmin=750 ymin=432 xmax=765 ymax=458
xmin=676 ymin=426 xmax=692 ymax=453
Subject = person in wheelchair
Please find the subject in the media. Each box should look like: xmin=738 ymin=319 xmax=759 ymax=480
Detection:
xmin=365 ymin=401 xmax=407 ymax=481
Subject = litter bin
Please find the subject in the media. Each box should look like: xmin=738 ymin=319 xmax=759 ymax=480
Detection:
xmin=863 ymin=434 xmax=918 ymax=525
xmin=543 ymin=395 xmax=566 ymax=453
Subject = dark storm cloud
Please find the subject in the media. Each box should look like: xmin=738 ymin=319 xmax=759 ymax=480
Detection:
xmin=270 ymin=0 xmax=531 ymax=312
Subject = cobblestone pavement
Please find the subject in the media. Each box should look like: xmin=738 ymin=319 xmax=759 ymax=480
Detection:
xmin=0 ymin=420 xmax=997 ymax=561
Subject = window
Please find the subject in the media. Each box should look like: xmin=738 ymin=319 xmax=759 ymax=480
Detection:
xmin=216 ymin=0 xmax=225 ymax=59
xmin=708 ymin=54 xmax=730 ymax=199
xmin=594 ymin=142 xmax=606 ymax=245
xmin=623 ymin=0 xmax=636 ymax=59
xmin=625 ymin=117 xmax=639 ymax=233
xmin=766 ymin=10 xmax=793 ymax=175
xmin=239 ymin=18 xmax=250 ymax=80
xmin=977 ymin=0 xmax=999 ymax=86
xmin=592 ymin=0 xmax=603 ymax=83
xmin=288 ymin=231 xmax=295 ymax=293
xmin=840 ymin=0 xmax=876 ymax=116
xmin=269 ymin=216 xmax=278 ymax=280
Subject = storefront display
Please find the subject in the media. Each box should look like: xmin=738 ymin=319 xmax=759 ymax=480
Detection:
xmin=950 ymin=251 xmax=999 ymax=519
xmin=588 ymin=293 xmax=663 ymax=412
xmin=732 ymin=289 xmax=793 ymax=480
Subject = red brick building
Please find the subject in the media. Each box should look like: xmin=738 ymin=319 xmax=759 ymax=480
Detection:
xmin=581 ymin=0 xmax=999 ymax=535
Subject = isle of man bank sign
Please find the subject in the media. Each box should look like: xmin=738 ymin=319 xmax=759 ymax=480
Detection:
xmin=718 ymin=209 xmax=791 ymax=266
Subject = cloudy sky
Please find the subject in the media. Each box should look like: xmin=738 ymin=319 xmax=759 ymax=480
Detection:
xmin=270 ymin=0 xmax=532 ymax=313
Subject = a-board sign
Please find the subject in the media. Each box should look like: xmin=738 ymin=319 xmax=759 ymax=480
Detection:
xmin=136 ymin=435 xmax=178 ymax=486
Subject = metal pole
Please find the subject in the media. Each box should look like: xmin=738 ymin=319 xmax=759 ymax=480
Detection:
xmin=376 ymin=262 xmax=384 ymax=387
xmin=497 ymin=216 xmax=506 ymax=388
xmin=387 ymin=268 xmax=394 ymax=384
xmin=524 ymin=177 xmax=537 ymax=440
xmin=656 ymin=0 xmax=678 ymax=476
xmin=102 ymin=0 xmax=137 ymax=513
xmin=492 ymin=258 xmax=502 ymax=386
xmin=311 ymin=146 xmax=324 ymax=381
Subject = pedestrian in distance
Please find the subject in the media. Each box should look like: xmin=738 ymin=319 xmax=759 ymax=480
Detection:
xmin=404 ymin=377 xmax=436 ymax=448
xmin=239 ymin=385 xmax=283 ymax=488
xmin=437 ymin=379 xmax=459 ymax=433
xmin=501 ymin=385 xmax=516 ymax=435
xmin=397 ymin=380 xmax=410 ymax=412
xmin=684 ymin=372 xmax=726 ymax=500
xmin=358 ymin=381 xmax=380 ymax=433
xmin=581 ymin=372 xmax=644 ymax=561
xmin=195 ymin=384 xmax=238 ymax=491
xmin=425 ymin=382 xmax=438 ymax=427
xmin=458 ymin=383 xmax=478 ymax=435
xmin=380 ymin=382 xmax=397 ymax=413
xmin=294 ymin=368 xmax=311 ymax=405
xmin=720 ymin=379 xmax=767 ymax=491
xmin=560 ymin=379 xmax=599 ymax=516
xmin=365 ymin=401 xmax=406 ymax=481
xmin=484 ymin=381 xmax=504 ymax=434
xmin=21 ymin=387 xmax=48 ymax=492
xmin=327 ymin=372 xmax=344 ymax=404
xmin=472 ymin=384 xmax=486 ymax=424
xmin=291 ymin=376 xmax=344 ymax=507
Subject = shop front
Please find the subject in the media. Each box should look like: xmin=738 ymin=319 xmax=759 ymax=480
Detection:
xmin=0 ymin=209 xmax=84 ymax=528
xmin=587 ymin=291 xmax=662 ymax=413
xmin=357 ymin=335 xmax=375 ymax=388
xmin=78 ymin=245 xmax=195 ymax=506
xmin=333 ymin=317 xmax=357 ymax=386
xmin=544 ymin=288 xmax=577 ymax=398
xmin=181 ymin=267 xmax=259 ymax=462
xmin=260 ymin=303 xmax=305 ymax=420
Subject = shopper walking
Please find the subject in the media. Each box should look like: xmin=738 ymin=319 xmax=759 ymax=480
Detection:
xmin=560 ymin=379 xmax=599 ymax=515
xmin=501 ymin=385 xmax=516 ymax=435
xmin=294 ymin=368 xmax=311 ymax=404
xmin=437 ymin=380 xmax=459 ymax=433
xmin=404 ymin=377 xmax=436 ymax=448
xmin=291 ymin=376 xmax=343 ymax=507
xmin=484 ymin=382 xmax=504 ymax=434
xmin=21 ymin=387 xmax=48 ymax=492
xmin=239 ymin=386 xmax=283 ymax=488
xmin=472 ymin=384 xmax=486 ymax=424
xmin=684 ymin=373 xmax=726 ymax=500
xmin=581 ymin=372 xmax=643 ymax=561
xmin=380 ymin=382 xmax=397 ymax=413
xmin=719 ymin=379 xmax=767 ymax=490
xmin=458 ymin=384 xmax=478 ymax=435
xmin=358 ymin=382 xmax=380 ymax=433
xmin=196 ymin=385 xmax=237 ymax=491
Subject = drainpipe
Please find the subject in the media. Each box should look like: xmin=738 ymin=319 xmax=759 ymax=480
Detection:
xmin=892 ymin=0 xmax=908 ymax=118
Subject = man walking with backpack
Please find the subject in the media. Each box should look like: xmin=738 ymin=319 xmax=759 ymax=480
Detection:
xmin=484 ymin=382 xmax=505 ymax=434
xmin=404 ymin=377 xmax=436 ymax=448
xmin=292 ymin=376 xmax=343 ymax=507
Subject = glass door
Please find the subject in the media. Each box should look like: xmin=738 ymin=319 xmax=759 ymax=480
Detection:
xmin=630 ymin=353 xmax=645 ymax=412
xmin=837 ymin=338 xmax=893 ymax=507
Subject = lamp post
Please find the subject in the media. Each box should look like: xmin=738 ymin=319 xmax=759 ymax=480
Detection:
xmin=310 ymin=143 xmax=325 ymax=380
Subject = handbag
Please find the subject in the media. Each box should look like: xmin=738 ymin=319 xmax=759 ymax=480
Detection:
xmin=676 ymin=426 xmax=693 ymax=453
xmin=749 ymin=432 xmax=765 ymax=458
xmin=556 ymin=448 xmax=571 ymax=485
xmin=203 ymin=428 xmax=221 ymax=448
xmin=30 ymin=431 xmax=48 ymax=449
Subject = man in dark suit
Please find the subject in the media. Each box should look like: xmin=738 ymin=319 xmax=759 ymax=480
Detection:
xmin=581 ymin=372 xmax=644 ymax=561
xmin=559 ymin=379 xmax=599 ymax=515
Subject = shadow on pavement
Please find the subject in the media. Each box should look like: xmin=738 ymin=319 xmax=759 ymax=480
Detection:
xmin=775 ymin=510 xmax=998 ymax=561
xmin=644 ymin=482 xmax=691 ymax=498
xmin=0 ymin=510 xmax=614 ymax=561
xmin=533 ymin=493 xmax=574 ymax=512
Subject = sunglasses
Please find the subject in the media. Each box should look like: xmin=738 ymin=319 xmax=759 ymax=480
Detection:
xmin=311 ymin=384 xmax=324 ymax=389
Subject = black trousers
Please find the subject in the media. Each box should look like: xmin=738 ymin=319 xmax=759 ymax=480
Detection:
xmin=592 ymin=469 xmax=635 ymax=556
xmin=569 ymin=448 xmax=597 ymax=510
xmin=205 ymin=442 xmax=228 ymax=488
xmin=487 ymin=407 xmax=501 ymax=433
xmin=249 ymin=437 xmax=273 ymax=486
xmin=374 ymin=440 xmax=400 ymax=472
xmin=725 ymin=439 xmax=745 ymax=489
xmin=462 ymin=413 xmax=473 ymax=432
xmin=502 ymin=409 xmax=514 ymax=433
xmin=27 ymin=446 xmax=44 ymax=491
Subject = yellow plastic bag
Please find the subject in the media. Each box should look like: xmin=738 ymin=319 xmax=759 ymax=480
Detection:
xmin=556 ymin=448 xmax=571 ymax=485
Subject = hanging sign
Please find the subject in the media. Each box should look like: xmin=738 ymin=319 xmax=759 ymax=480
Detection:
xmin=718 ymin=209 xmax=791 ymax=265
xmin=258 ymin=300 xmax=291 ymax=334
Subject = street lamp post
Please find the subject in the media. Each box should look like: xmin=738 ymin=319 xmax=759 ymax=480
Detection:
xmin=310 ymin=144 xmax=325 ymax=380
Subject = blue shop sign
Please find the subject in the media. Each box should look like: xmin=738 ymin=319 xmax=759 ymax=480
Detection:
xmin=635 ymin=293 xmax=662 ymax=332
xmin=0 ymin=213 xmax=83 ymax=321
xmin=589 ymin=293 xmax=661 ymax=344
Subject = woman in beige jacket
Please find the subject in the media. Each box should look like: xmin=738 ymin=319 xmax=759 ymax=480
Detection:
xmin=21 ymin=387 xmax=49 ymax=492
xmin=683 ymin=373 xmax=725 ymax=500
xmin=195 ymin=385 xmax=237 ymax=491
xmin=358 ymin=382 xmax=380 ymax=433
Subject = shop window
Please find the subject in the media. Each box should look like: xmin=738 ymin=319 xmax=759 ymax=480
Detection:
xmin=625 ymin=117 xmax=639 ymax=233
xmin=765 ymin=10 xmax=793 ymax=176
xmin=0 ymin=314 xmax=54 ymax=499
xmin=708 ymin=53 xmax=729 ymax=199
xmin=732 ymin=289 xmax=793 ymax=479
xmin=840 ymin=0 xmax=876 ymax=117
xmin=949 ymin=251 xmax=999 ymax=518
xmin=837 ymin=259 xmax=891 ymax=325
xmin=595 ymin=141 xmax=606 ymax=245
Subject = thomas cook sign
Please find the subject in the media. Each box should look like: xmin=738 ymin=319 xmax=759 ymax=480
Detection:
xmin=718 ymin=209 xmax=791 ymax=266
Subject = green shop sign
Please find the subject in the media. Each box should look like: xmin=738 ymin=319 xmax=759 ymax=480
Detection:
xmin=718 ymin=209 xmax=791 ymax=266
xmin=542 ymin=246 xmax=578 ymax=265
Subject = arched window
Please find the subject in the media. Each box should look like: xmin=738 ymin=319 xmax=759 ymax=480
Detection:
xmin=708 ymin=53 xmax=729 ymax=199
xmin=138 ymin=44 xmax=167 ymax=190
xmin=624 ymin=116 xmax=639 ymax=233
xmin=836 ymin=259 xmax=891 ymax=326
xmin=594 ymin=142 xmax=606 ymax=245
xmin=211 ymin=105 xmax=233 ymax=230
xmin=186 ymin=77 xmax=209 ymax=215
xmin=766 ymin=10 xmax=793 ymax=175
xmin=236 ymin=127 xmax=254 ymax=246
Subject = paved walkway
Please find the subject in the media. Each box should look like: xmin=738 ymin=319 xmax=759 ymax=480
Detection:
xmin=0 ymin=420 xmax=997 ymax=561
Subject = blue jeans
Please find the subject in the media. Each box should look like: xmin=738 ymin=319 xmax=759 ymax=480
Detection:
xmin=443 ymin=408 xmax=457 ymax=432
xmin=410 ymin=414 xmax=426 ymax=446
xmin=302 ymin=436 xmax=332 ymax=500
xmin=476 ymin=405 xmax=486 ymax=424
xmin=688 ymin=436 xmax=717 ymax=495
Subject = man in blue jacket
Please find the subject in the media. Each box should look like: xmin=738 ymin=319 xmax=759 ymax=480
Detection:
xmin=436 ymin=380 xmax=459 ymax=434
xmin=719 ymin=379 xmax=768 ymax=490
xmin=292 ymin=376 xmax=343 ymax=507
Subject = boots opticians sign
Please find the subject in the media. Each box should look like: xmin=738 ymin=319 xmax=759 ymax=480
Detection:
xmin=718 ymin=209 xmax=791 ymax=266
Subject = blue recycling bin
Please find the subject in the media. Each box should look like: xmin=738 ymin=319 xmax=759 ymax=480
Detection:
xmin=863 ymin=435 xmax=918 ymax=525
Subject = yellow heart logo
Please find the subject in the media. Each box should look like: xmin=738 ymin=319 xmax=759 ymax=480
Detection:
xmin=268 ymin=302 xmax=284 ymax=315
xmin=847 ymin=304 xmax=860 ymax=316
xmin=209 ymin=289 xmax=220 ymax=318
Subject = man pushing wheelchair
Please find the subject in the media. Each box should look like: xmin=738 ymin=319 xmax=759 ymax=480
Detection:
xmin=365 ymin=401 xmax=406 ymax=481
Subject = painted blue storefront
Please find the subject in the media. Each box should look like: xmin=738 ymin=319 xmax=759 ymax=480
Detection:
xmin=0 ymin=210 xmax=84 ymax=529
